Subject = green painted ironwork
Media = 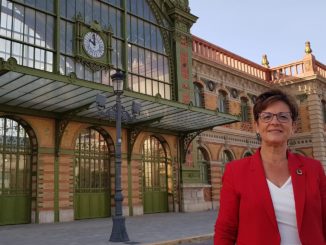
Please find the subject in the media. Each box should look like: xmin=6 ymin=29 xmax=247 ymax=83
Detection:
xmin=74 ymin=128 xmax=111 ymax=219
xmin=0 ymin=118 xmax=32 ymax=225
xmin=142 ymin=136 xmax=168 ymax=213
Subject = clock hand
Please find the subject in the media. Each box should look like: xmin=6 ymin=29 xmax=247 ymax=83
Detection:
xmin=89 ymin=34 xmax=96 ymax=46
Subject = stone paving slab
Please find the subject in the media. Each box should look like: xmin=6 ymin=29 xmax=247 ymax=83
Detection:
xmin=0 ymin=211 xmax=217 ymax=245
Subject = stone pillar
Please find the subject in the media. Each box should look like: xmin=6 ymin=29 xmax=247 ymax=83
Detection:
xmin=307 ymin=93 xmax=326 ymax=168
xmin=210 ymin=160 xmax=223 ymax=210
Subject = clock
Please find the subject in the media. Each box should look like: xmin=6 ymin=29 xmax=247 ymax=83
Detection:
xmin=83 ymin=32 xmax=105 ymax=58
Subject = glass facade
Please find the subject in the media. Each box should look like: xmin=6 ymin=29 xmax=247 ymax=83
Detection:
xmin=0 ymin=0 xmax=54 ymax=71
xmin=0 ymin=0 xmax=171 ymax=99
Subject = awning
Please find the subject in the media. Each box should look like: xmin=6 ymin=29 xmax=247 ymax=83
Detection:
xmin=0 ymin=58 xmax=239 ymax=133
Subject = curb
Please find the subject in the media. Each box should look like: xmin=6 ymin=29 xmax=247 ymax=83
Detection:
xmin=145 ymin=233 xmax=213 ymax=245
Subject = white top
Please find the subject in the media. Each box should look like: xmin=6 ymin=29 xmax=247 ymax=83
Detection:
xmin=267 ymin=177 xmax=302 ymax=245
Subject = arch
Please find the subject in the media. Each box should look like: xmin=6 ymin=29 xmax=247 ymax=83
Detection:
xmin=240 ymin=96 xmax=250 ymax=122
xmin=142 ymin=135 xmax=170 ymax=213
xmin=197 ymin=147 xmax=211 ymax=184
xmin=218 ymin=89 xmax=228 ymax=113
xmin=73 ymin=126 xmax=114 ymax=219
xmin=322 ymin=100 xmax=326 ymax=123
xmin=0 ymin=116 xmax=38 ymax=225
xmin=242 ymin=149 xmax=253 ymax=158
xmin=193 ymin=82 xmax=204 ymax=107
xmin=292 ymin=149 xmax=307 ymax=156
xmin=219 ymin=147 xmax=235 ymax=174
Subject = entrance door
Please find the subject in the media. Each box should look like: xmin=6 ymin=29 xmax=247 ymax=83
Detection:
xmin=74 ymin=128 xmax=110 ymax=219
xmin=142 ymin=136 xmax=168 ymax=213
xmin=0 ymin=118 xmax=32 ymax=225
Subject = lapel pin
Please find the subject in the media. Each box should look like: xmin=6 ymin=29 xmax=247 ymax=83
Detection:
xmin=296 ymin=169 xmax=303 ymax=175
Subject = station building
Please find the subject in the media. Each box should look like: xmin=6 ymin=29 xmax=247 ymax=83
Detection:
xmin=0 ymin=0 xmax=325 ymax=225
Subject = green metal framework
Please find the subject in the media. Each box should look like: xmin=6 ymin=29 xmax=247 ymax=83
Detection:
xmin=0 ymin=0 xmax=172 ymax=99
xmin=0 ymin=117 xmax=32 ymax=225
xmin=74 ymin=127 xmax=111 ymax=219
xmin=142 ymin=136 xmax=170 ymax=213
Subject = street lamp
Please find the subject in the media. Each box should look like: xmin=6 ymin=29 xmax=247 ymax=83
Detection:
xmin=95 ymin=69 xmax=141 ymax=242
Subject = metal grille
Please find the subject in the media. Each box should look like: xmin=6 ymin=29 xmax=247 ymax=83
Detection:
xmin=74 ymin=128 xmax=110 ymax=193
xmin=0 ymin=118 xmax=31 ymax=195
xmin=142 ymin=136 xmax=167 ymax=191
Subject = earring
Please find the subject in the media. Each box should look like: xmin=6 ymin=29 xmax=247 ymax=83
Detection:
xmin=256 ymin=132 xmax=261 ymax=141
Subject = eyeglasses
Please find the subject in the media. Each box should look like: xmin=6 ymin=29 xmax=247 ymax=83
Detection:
xmin=259 ymin=112 xmax=292 ymax=123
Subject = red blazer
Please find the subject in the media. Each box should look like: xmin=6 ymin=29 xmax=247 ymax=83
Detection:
xmin=214 ymin=149 xmax=326 ymax=245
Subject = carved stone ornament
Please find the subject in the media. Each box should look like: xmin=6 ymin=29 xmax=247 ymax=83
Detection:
xmin=206 ymin=80 xmax=215 ymax=91
xmin=231 ymin=88 xmax=238 ymax=98
xmin=248 ymin=93 xmax=257 ymax=104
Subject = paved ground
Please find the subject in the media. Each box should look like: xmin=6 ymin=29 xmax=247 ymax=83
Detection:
xmin=0 ymin=210 xmax=216 ymax=245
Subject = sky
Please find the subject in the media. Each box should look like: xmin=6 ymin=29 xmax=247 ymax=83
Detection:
xmin=189 ymin=0 xmax=326 ymax=67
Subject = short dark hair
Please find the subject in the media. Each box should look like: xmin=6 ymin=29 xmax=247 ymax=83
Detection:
xmin=253 ymin=89 xmax=298 ymax=122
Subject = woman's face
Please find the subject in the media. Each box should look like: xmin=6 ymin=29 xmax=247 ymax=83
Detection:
xmin=255 ymin=100 xmax=295 ymax=147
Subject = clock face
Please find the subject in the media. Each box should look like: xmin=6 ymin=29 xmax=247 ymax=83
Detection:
xmin=83 ymin=32 xmax=105 ymax=58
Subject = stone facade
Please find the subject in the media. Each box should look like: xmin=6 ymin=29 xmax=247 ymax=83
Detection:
xmin=182 ymin=36 xmax=326 ymax=211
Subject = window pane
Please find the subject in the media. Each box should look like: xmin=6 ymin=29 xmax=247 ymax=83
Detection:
xmin=144 ymin=22 xmax=150 ymax=47
xmin=46 ymin=51 xmax=53 ymax=72
xmin=139 ymin=76 xmax=146 ymax=94
xmin=35 ymin=12 xmax=46 ymax=47
xmin=151 ymin=52 xmax=158 ymax=79
xmin=131 ymin=45 xmax=138 ymax=73
xmin=158 ymin=55 xmax=164 ymax=81
xmin=116 ymin=10 xmax=121 ymax=38
xmin=153 ymin=81 xmax=158 ymax=96
xmin=24 ymin=8 xmax=35 ymax=44
xmin=146 ymin=79 xmax=153 ymax=95
xmin=12 ymin=42 xmax=23 ymax=64
xmin=23 ymin=45 xmax=34 ymax=68
xmin=138 ymin=19 xmax=144 ymax=46
xmin=66 ymin=22 xmax=73 ymax=54
xmin=93 ymin=0 xmax=100 ymax=23
xmin=12 ymin=4 xmax=24 ymax=41
xmin=132 ymin=75 xmax=139 ymax=92
xmin=76 ymin=0 xmax=85 ymax=19
xmin=67 ymin=0 xmax=76 ymax=20
xmin=0 ymin=0 xmax=13 ymax=38
xmin=60 ymin=20 xmax=66 ymax=52
xmin=85 ymin=0 xmax=92 ymax=24
xmin=46 ymin=15 xmax=54 ymax=49
xmin=109 ymin=6 xmax=116 ymax=36
xmin=139 ymin=47 xmax=145 ymax=76
xmin=145 ymin=50 xmax=151 ymax=77
xmin=130 ymin=16 xmax=137 ymax=43
xmin=163 ymin=57 xmax=169 ymax=82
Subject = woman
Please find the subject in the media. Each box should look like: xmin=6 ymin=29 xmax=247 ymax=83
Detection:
xmin=214 ymin=89 xmax=326 ymax=244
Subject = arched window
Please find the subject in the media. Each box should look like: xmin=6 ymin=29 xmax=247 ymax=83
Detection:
xmin=241 ymin=97 xmax=249 ymax=121
xmin=0 ymin=117 xmax=33 ymax=225
xmin=243 ymin=151 xmax=252 ymax=158
xmin=221 ymin=149 xmax=233 ymax=173
xmin=142 ymin=136 xmax=169 ymax=213
xmin=197 ymin=148 xmax=209 ymax=184
xmin=218 ymin=90 xmax=228 ymax=113
xmin=74 ymin=128 xmax=111 ymax=219
xmin=194 ymin=83 xmax=203 ymax=107
xmin=322 ymin=100 xmax=326 ymax=123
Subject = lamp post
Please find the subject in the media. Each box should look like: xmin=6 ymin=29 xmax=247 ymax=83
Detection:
xmin=95 ymin=69 xmax=141 ymax=242
xmin=109 ymin=69 xmax=129 ymax=242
